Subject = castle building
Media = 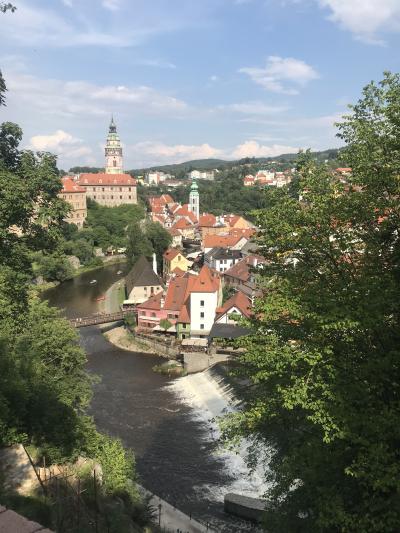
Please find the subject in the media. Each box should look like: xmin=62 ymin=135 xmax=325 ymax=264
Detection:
xmin=78 ymin=118 xmax=137 ymax=207
xmin=188 ymin=179 xmax=199 ymax=220
xmin=59 ymin=177 xmax=87 ymax=228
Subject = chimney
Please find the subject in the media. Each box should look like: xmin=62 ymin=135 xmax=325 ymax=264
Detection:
xmin=153 ymin=253 xmax=157 ymax=275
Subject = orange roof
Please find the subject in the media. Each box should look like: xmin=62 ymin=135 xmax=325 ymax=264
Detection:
xmin=227 ymin=228 xmax=255 ymax=239
xmin=216 ymin=291 xmax=252 ymax=319
xmin=178 ymin=304 xmax=190 ymax=323
xmin=164 ymin=273 xmax=197 ymax=312
xmin=171 ymin=266 xmax=186 ymax=276
xmin=79 ymin=173 xmax=136 ymax=186
xmin=168 ymin=228 xmax=181 ymax=237
xmin=199 ymin=213 xmax=217 ymax=227
xmin=61 ymin=176 xmax=86 ymax=193
xmin=336 ymin=168 xmax=352 ymax=172
xmin=137 ymin=291 xmax=163 ymax=311
xmin=175 ymin=204 xmax=198 ymax=223
xmin=203 ymin=234 xmax=244 ymax=249
xmin=151 ymin=205 xmax=165 ymax=214
xmin=191 ymin=264 xmax=220 ymax=293
xmin=163 ymin=248 xmax=181 ymax=261
xmin=172 ymin=218 xmax=194 ymax=230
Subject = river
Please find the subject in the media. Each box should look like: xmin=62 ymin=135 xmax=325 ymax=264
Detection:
xmin=44 ymin=264 xmax=266 ymax=532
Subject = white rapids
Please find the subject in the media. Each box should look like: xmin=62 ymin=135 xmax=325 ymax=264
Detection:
xmin=167 ymin=367 xmax=271 ymax=502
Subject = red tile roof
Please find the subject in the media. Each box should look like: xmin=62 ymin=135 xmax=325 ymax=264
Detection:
xmin=172 ymin=218 xmax=194 ymax=230
xmin=61 ymin=176 xmax=86 ymax=193
xmin=79 ymin=173 xmax=136 ymax=186
xmin=191 ymin=264 xmax=220 ymax=293
xmin=163 ymin=247 xmax=181 ymax=261
xmin=198 ymin=213 xmax=217 ymax=227
xmin=137 ymin=291 xmax=163 ymax=311
xmin=216 ymin=291 xmax=252 ymax=320
xmin=203 ymin=234 xmax=244 ymax=249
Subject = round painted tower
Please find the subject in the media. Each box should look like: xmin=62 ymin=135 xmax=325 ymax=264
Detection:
xmin=105 ymin=116 xmax=123 ymax=174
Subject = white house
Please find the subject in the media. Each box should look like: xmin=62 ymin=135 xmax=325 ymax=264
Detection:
xmin=189 ymin=265 xmax=221 ymax=337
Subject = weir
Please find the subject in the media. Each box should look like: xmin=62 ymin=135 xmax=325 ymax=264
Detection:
xmin=168 ymin=364 xmax=270 ymax=513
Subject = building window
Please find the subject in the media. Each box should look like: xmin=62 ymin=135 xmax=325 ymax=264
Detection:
xmin=120 ymin=195 xmax=123 ymax=199
xmin=200 ymin=312 xmax=204 ymax=318
xmin=111 ymin=195 xmax=113 ymax=199
xmin=129 ymin=196 xmax=131 ymax=199
xmin=102 ymin=187 xmax=105 ymax=191
xmin=141 ymin=312 xmax=146 ymax=316
xmin=152 ymin=312 xmax=156 ymax=317
xmin=151 ymin=286 xmax=154 ymax=295
xmin=113 ymin=160 xmax=116 ymax=167
xmin=200 ymin=324 xmax=204 ymax=330
xmin=119 ymin=187 xmax=122 ymax=191
xmin=129 ymin=187 xmax=131 ymax=191
xmin=200 ymin=300 xmax=204 ymax=307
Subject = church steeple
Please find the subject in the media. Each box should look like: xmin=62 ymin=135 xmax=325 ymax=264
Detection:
xmin=105 ymin=117 xmax=123 ymax=174
xmin=189 ymin=179 xmax=199 ymax=220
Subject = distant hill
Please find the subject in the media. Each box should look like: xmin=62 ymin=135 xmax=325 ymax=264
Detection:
xmin=127 ymin=148 xmax=342 ymax=175
xmin=68 ymin=149 xmax=342 ymax=175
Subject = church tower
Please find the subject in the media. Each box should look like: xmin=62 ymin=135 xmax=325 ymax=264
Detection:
xmin=189 ymin=179 xmax=199 ymax=220
xmin=105 ymin=116 xmax=123 ymax=174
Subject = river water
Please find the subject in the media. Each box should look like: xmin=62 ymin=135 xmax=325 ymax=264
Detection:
xmin=44 ymin=264 xmax=266 ymax=532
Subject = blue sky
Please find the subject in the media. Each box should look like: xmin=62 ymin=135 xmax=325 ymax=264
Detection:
xmin=1 ymin=0 xmax=400 ymax=169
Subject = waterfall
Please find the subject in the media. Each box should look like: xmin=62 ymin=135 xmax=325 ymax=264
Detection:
xmin=167 ymin=365 xmax=271 ymax=502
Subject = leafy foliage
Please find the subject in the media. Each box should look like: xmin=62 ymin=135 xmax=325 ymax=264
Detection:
xmin=126 ymin=220 xmax=171 ymax=268
xmin=222 ymin=73 xmax=400 ymax=532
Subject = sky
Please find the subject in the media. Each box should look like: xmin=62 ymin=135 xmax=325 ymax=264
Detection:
xmin=1 ymin=0 xmax=400 ymax=170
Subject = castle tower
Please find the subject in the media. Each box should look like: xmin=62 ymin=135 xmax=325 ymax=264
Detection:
xmin=189 ymin=179 xmax=199 ymax=220
xmin=105 ymin=116 xmax=123 ymax=174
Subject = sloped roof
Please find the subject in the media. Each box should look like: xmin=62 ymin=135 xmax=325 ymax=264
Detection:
xmin=198 ymin=213 xmax=217 ymax=227
xmin=163 ymin=247 xmax=181 ymax=261
xmin=223 ymin=254 xmax=264 ymax=282
xmin=163 ymin=273 xmax=196 ymax=311
xmin=191 ymin=264 xmax=220 ymax=293
xmin=172 ymin=218 xmax=194 ymax=230
xmin=203 ymin=234 xmax=243 ymax=249
xmin=125 ymin=256 xmax=162 ymax=295
xmin=137 ymin=291 xmax=163 ymax=311
xmin=216 ymin=291 xmax=252 ymax=319
xmin=79 ymin=173 xmax=136 ymax=186
xmin=61 ymin=176 xmax=86 ymax=193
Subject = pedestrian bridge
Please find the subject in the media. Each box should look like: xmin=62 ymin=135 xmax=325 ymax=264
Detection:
xmin=69 ymin=309 xmax=134 ymax=328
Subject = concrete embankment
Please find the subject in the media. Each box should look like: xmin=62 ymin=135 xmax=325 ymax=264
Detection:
xmin=140 ymin=486 xmax=215 ymax=533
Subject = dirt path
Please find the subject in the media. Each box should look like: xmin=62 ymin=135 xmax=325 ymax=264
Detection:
xmin=0 ymin=445 xmax=41 ymax=496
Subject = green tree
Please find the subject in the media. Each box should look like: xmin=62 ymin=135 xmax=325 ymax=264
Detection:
xmin=144 ymin=220 xmax=172 ymax=267
xmin=222 ymin=73 xmax=400 ymax=532
xmin=125 ymin=222 xmax=153 ymax=267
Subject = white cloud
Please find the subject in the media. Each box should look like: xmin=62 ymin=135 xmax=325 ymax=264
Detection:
xmin=239 ymin=55 xmax=319 ymax=94
xmin=231 ymin=141 xmax=300 ymax=159
xmin=28 ymin=130 xmax=93 ymax=161
xmin=130 ymin=141 xmax=222 ymax=166
xmin=219 ymin=101 xmax=289 ymax=114
xmin=128 ymin=139 xmax=301 ymax=167
xmin=317 ymin=0 xmax=400 ymax=44
xmin=102 ymin=0 xmax=121 ymax=11
xmin=4 ymin=70 xmax=188 ymax=118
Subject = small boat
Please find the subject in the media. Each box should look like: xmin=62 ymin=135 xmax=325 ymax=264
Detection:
xmin=117 ymin=270 xmax=123 ymax=275
xmin=90 ymin=279 xmax=97 ymax=284
xmin=96 ymin=295 xmax=105 ymax=301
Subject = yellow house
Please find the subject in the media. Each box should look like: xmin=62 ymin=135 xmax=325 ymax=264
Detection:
xmin=163 ymin=248 xmax=191 ymax=277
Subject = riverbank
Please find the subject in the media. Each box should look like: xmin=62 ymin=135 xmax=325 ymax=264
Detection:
xmin=104 ymin=326 xmax=156 ymax=354
xmin=33 ymin=256 xmax=126 ymax=294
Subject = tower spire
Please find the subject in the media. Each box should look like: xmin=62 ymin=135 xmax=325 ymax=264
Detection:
xmin=109 ymin=115 xmax=116 ymax=133
xmin=105 ymin=117 xmax=123 ymax=174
